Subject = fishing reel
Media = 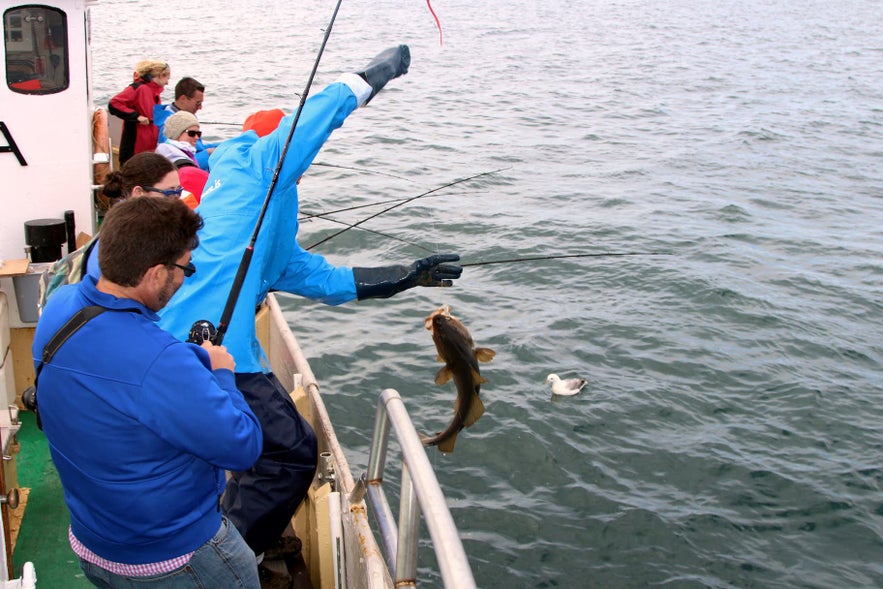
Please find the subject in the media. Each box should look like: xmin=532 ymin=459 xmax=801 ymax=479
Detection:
xmin=21 ymin=385 xmax=42 ymax=430
xmin=187 ymin=320 xmax=217 ymax=345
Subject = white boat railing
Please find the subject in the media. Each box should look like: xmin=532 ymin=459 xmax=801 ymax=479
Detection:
xmin=358 ymin=389 xmax=476 ymax=589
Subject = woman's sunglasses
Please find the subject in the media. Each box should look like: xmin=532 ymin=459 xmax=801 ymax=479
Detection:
xmin=186 ymin=130 xmax=202 ymax=138
xmin=144 ymin=186 xmax=184 ymax=198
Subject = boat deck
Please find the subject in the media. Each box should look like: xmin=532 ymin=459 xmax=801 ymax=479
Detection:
xmin=11 ymin=410 xmax=93 ymax=587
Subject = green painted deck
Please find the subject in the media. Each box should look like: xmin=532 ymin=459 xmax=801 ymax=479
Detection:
xmin=12 ymin=410 xmax=93 ymax=587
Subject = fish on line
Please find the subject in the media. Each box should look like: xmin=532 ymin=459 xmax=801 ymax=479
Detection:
xmin=420 ymin=305 xmax=495 ymax=453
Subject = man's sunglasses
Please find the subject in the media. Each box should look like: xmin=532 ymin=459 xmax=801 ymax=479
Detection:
xmin=171 ymin=261 xmax=196 ymax=277
xmin=186 ymin=130 xmax=202 ymax=138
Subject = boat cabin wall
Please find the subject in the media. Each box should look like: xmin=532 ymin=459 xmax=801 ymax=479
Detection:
xmin=0 ymin=0 xmax=98 ymax=326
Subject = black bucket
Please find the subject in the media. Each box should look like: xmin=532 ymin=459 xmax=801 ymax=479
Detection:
xmin=24 ymin=218 xmax=67 ymax=263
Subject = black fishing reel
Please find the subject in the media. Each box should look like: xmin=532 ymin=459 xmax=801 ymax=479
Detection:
xmin=187 ymin=320 xmax=217 ymax=345
xmin=21 ymin=385 xmax=42 ymax=430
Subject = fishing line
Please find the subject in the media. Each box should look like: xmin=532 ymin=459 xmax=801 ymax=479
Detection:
xmin=305 ymin=167 xmax=508 ymax=251
xmin=310 ymin=162 xmax=416 ymax=182
xmin=207 ymin=0 xmax=344 ymax=345
xmin=197 ymin=121 xmax=243 ymax=127
xmin=460 ymin=251 xmax=673 ymax=267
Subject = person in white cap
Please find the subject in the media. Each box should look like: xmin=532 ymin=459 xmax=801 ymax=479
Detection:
xmin=155 ymin=111 xmax=210 ymax=200
xmin=155 ymin=111 xmax=201 ymax=169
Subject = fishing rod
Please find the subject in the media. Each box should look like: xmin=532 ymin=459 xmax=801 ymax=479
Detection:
xmin=299 ymin=186 xmax=492 ymax=252
xmin=299 ymin=189 xmax=487 ymax=221
xmin=305 ymin=167 xmax=508 ymax=250
xmin=303 ymin=213 xmax=435 ymax=252
xmin=459 ymin=251 xmax=673 ymax=267
xmin=192 ymin=0 xmax=344 ymax=346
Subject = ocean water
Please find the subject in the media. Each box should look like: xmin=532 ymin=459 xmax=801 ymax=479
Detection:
xmin=91 ymin=1 xmax=883 ymax=587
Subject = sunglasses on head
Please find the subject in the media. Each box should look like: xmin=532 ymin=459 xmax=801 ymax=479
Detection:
xmin=186 ymin=129 xmax=202 ymax=138
xmin=144 ymin=186 xmax=184 ymax=198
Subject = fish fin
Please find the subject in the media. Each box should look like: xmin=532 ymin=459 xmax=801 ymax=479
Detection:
xmin=463 ymin=393 xmax=485 ymax=427
xmin=475 ymin=347 xmax=496 ymax=363
xmin=471 ymin=368 xmax=488 ymax=385
xmin=437 ymin=434 xmax=457 ymax=453
xmin=434 ymin=366 xmax=453 ymax=386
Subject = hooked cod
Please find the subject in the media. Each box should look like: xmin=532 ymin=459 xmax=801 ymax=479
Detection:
xmin=420 ymin=305 xmax=496 ymax=453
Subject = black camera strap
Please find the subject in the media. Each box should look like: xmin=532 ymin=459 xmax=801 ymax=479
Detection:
xmin=27 ymin=304 xmax=138 ymax=429
xmin=39 ymin=305 xmax=108 ymax=367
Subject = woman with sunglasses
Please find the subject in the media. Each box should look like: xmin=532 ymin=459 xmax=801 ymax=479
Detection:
xmin=102 ymin=151 xmax=182 ymax=200
xmin=76 ymin=153 xmax=184 ymax=286
xmin=41 ymin=151 xmax=187 ymax=307
xmin=155 ymin=111 xmax=210 ymax=205
xmin=155 ymin=111 xmax=201 ymax=168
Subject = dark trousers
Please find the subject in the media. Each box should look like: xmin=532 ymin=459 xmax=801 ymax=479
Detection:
xmin=222 ymin=372 xmax=317 ymax=556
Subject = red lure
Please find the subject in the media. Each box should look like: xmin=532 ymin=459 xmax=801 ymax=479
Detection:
xmin=426 ymin=0 xmax=443 ymax=46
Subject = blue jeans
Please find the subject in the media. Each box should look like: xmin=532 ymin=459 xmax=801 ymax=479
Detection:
xmin=78 ymin=517 xmax=260 ymax=589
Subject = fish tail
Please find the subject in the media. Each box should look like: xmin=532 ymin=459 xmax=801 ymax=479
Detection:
xmin=437 ymin=435 xmax=457 ymax=453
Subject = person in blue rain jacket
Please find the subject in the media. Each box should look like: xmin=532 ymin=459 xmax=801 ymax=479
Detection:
xmin=157 ymin=45 xmax=463 ymax=563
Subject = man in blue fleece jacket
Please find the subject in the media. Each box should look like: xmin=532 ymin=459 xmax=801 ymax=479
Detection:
xmin=157 ymin=45 xmax=463 ymax=562
xmin=33 ymin=197 xmax=263 ymax=588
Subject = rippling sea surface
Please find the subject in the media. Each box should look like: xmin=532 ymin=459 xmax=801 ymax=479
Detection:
xmin=91 ymin=1 xmax=883 ymax=587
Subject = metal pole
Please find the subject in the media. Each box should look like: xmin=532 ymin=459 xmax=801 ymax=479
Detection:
xmin=366 ymin=395 xmax=397 ymax=572
xmin=380 ymin=389 xmax=476 ymax=588
xmin=394 ymin=463 xmax=419 ymax=588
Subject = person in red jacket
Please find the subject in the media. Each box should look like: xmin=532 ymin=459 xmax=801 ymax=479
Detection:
xmin=109 ymin=60 xmax=170 ymax=165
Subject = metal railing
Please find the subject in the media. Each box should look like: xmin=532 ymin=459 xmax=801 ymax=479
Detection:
xmin=354 ymin=389 xmax=476 ymax=589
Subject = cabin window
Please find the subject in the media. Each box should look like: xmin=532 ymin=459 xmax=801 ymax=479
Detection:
xmin=4 ymin=5 xmax=68 ymax=94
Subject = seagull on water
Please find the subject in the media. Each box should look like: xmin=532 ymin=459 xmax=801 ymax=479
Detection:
xmin=545 ymin=373 xmax=587 ymax=396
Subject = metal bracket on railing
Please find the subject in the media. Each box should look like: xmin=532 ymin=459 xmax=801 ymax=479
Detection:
xmin=318 ymin=451 xmax=336 ymax=492
xmin=349 ymin=472 xmax=367 ymax=505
